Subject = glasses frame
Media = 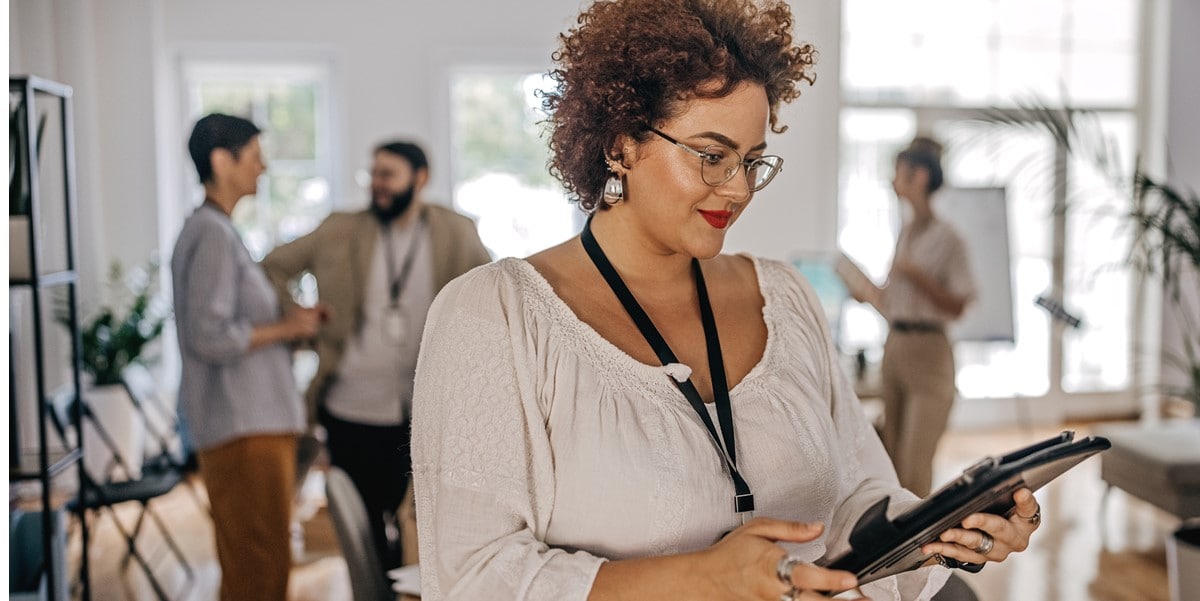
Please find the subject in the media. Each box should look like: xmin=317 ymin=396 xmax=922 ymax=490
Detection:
xmin=646 ymin=126 xmax=784 ymax=192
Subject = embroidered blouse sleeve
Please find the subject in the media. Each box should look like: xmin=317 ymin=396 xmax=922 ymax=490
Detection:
xmin=410 ymin=263 xmax=605 ymax=601
xmin=775 ymin=261 xmax=950 ymax=600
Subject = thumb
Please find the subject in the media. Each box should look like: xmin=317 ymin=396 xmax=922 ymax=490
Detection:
xmin=740 ymin=517 xmax=825 ymax=543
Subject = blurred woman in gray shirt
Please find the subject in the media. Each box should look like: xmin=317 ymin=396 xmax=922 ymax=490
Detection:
xmin=171 ymin=113 xmax=322 ymax=601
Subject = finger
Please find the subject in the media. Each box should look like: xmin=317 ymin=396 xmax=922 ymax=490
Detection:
xmin=797 ymin=594 xmax=866 ymax=601
xmin=793 ymin=590 xmax=837 ymax=601
xmin=921 ymin=540 xmax=990 ymax=565
xmin=1012 ymin=488 xmax=1040 ymax=521
xmin=934 ymin=524 xmax=1023 ymax=560
xmin=959 ymin=512 xmax=1013 ymax=534
xmin=934 ymin=528 xmax=980 ymax=550
xmin=738 ymin=517 xmax=824 ymax=543
xmin=786 ymin=562 xmax=858 ymax=594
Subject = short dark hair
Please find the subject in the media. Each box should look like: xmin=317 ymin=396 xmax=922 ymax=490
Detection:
xmin=374 ymin=141 xmax=429 ymax=173
xmin=187 ymin=113 xmax=262 ymax=184
xmin=897 ymin=136 xmax=945 ymax=193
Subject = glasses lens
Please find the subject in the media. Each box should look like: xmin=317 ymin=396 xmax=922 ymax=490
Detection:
xmin=699 ymin=145 xmax=741 ymax=187
xmin=698 ymin=145 xmax=783 ymax=191
xmin=749 ymin=156 xmax=783 ymax=191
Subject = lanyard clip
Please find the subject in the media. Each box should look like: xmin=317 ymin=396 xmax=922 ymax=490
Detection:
xmin=734 ymin=493 xmax=756 ymax=515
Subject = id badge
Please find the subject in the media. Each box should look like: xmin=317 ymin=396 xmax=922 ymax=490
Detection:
xmin=384 ymin=306 xmax=407 ymax=343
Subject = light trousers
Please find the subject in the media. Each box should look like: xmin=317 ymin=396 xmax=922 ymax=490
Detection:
xmin=198 ymin=433 xmax=298 ymax=601
xmin=880 ymin=330 xmax=957 ymax=497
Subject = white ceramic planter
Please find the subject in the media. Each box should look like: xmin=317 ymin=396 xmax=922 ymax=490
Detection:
xmin=82 ymin=383 xmax=145 ymax=482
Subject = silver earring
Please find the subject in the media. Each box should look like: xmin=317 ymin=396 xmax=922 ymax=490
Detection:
xmin=602 ymin=174 xmax=624 ymax=204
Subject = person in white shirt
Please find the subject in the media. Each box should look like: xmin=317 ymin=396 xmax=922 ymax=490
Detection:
xmin=410 ymin=2 xmax=1037 ymax=600
xmin=849 ymin=137 xmax=979 ymax=497
xmin=261 ymin=141 xmax=490 ymax=570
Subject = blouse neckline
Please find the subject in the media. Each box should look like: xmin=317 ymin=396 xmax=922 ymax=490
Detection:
xmin=507 ymin=255 xmax=778 ymax=400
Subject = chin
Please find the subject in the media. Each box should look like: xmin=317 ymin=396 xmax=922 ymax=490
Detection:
xmin=689 ymin=238 xmax=727 ymax=260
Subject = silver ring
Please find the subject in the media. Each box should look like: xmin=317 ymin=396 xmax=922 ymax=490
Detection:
xmin=775 ymin=555 xmax=803 ymax=587
xmin=779 ymin=590 xmax=798 ymax=601
xmin=1019 ymin=507 xmax=1042 ymax=526
xmin=971 ymin=531 xmax=994 ymax=555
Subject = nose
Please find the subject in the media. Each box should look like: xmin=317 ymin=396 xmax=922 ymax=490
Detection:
xmin=716 ymin=166 xmax=753 ymax=203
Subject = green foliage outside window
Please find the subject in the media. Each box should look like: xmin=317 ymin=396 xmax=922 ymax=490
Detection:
xmin=452 ymin=75 xmax=556 ymax=189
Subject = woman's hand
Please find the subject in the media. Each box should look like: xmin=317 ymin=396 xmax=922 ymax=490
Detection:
xmin=694 ymin=518 xmax=865 ymax=601
xmin=283 ymin=306 xmax=322 ymax=341
xmin=922 ymin=488 xmax=1042 ymax=566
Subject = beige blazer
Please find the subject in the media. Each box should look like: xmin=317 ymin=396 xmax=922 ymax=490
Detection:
xmin=261 ymin=203 xmax=492 ymax=420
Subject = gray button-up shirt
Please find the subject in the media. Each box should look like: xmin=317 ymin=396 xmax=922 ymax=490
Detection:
xmin=171 ymin=203 xmax=304 ymax=451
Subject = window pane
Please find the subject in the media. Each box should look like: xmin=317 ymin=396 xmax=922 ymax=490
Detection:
xmin=942 ymin=120 xmax=1057 ymax=397
xmin=837 ymin=109 xmax=914 ymax=352
xmin=186 ymin=62 xmax=331 ymax=259
xmin=1062 ymin=114 xmax=1135 ymax=392
xmin=266 ymin=85 xmax=317 ymax=161
xmin=450 ymin=71 xmax=577 ymax=259
xmin=843 ymin=0 xmax=1140 ymax=106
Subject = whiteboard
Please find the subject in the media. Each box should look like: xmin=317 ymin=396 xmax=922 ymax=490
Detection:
xmin=936 ymin=187 xmax=1015 ymax=343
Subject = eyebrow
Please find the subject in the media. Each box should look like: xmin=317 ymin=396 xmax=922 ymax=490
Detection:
xmin=691 ymin=130 xmax=768 ymax=153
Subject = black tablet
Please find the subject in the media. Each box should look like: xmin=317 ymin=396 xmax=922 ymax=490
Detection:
xmin=817 ymin=431 xmax=1110 ymax=586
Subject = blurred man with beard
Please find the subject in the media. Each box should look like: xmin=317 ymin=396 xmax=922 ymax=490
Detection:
xmin=262 ymin=140 xmax=490 ymax=570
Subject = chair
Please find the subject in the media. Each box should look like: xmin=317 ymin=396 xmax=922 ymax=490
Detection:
xmin=120 ymin=364 xmax=210 ymax=517
xmin=48 ymin=382 xmax=194 ymax=601
xmin=325 ymin=466 xmax=393 ymax=601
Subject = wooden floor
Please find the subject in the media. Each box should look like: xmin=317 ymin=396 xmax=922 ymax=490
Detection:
xmin=63 ymin=420 xmax=1177 ymax=601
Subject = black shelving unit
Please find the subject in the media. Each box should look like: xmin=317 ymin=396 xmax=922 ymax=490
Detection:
xmin=9 ymin=75 xmax=90 ymax=601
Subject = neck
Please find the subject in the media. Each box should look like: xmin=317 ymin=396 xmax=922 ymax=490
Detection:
xmin=907 ymin=193 xmax=935 ymax=225
xmin=587 ymin=211 xmax=695 ymax=287
xmin=203 ymin=186 xmax=238 ymax=216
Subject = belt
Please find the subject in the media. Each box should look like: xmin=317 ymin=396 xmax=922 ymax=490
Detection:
xmin=891 ymin=320 xmax=944 ymax=333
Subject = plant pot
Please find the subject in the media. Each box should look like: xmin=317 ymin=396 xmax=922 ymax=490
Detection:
xmin=1169 ymin=524 xmax=1200 ymax=601
xmin=81 ymin=383 xmax=145 ymax=483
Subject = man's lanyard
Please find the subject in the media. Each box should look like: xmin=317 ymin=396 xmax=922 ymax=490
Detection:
xmin=581 ymin=219 xmax=755 ymax=516
xmin=382 ymin=216 xmax=426 ymax=308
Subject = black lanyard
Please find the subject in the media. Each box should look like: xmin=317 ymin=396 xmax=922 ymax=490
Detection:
xmin=581 ymin=219 xmax=754 ymax=516
xmin=382 ymin=217 xmax=425 ymax=307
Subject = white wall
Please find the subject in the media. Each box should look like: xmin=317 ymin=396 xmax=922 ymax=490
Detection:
xmin=1160 ymin=0 xmax=1200 ymax=402
xmin=10 ymin=0 xmax=845 ymax=296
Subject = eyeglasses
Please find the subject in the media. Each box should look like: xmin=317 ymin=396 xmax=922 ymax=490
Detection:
xmin=647 ymin=127 xmax=784 ymax=192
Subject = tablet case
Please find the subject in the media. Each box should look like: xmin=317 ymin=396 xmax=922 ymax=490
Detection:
xmin=817 ymin=430 xmax=1110 ymax=586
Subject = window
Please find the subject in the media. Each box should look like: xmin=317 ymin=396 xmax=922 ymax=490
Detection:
xmin=449 ymin=70 xmax=581 ymax=259
xmin=839 ymin=0 xmax=1141 ymax=397
xmin=182 ymin=60 xmax=334 ymax=260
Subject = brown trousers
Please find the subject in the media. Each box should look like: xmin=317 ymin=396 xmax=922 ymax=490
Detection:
xmin=880 ymin=330 xmax=957 ymax=497
xmin=198 ymin=433 xmax=298 ymax=601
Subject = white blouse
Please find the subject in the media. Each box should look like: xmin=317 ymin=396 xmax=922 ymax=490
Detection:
xmin=411 ymin=256 xmax=949 ymax=600
xmin=879 ymin=218 xmax=978 ymax=325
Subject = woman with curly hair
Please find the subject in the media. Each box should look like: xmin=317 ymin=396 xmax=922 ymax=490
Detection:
xmin=411 ymin=1 xmax=1039 ymax=599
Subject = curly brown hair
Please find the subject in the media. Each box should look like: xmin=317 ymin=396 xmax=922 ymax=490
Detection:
xmin=542 ymin=0 xmax=816 ymax=211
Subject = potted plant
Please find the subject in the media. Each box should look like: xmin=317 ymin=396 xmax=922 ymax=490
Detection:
xmin=973 ymin=98 xmax=1200 ymax=415
xmin=57 ymin=259 xmax=170 ymax=481
xmin=74 ymin=260 xmax=170 ymax=386
xmin=1130 ymin=171 xmax=1200 ymax=412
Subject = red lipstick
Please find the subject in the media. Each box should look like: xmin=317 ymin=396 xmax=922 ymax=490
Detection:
xmin=699 ymin=209 xmax=733 ymax=229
